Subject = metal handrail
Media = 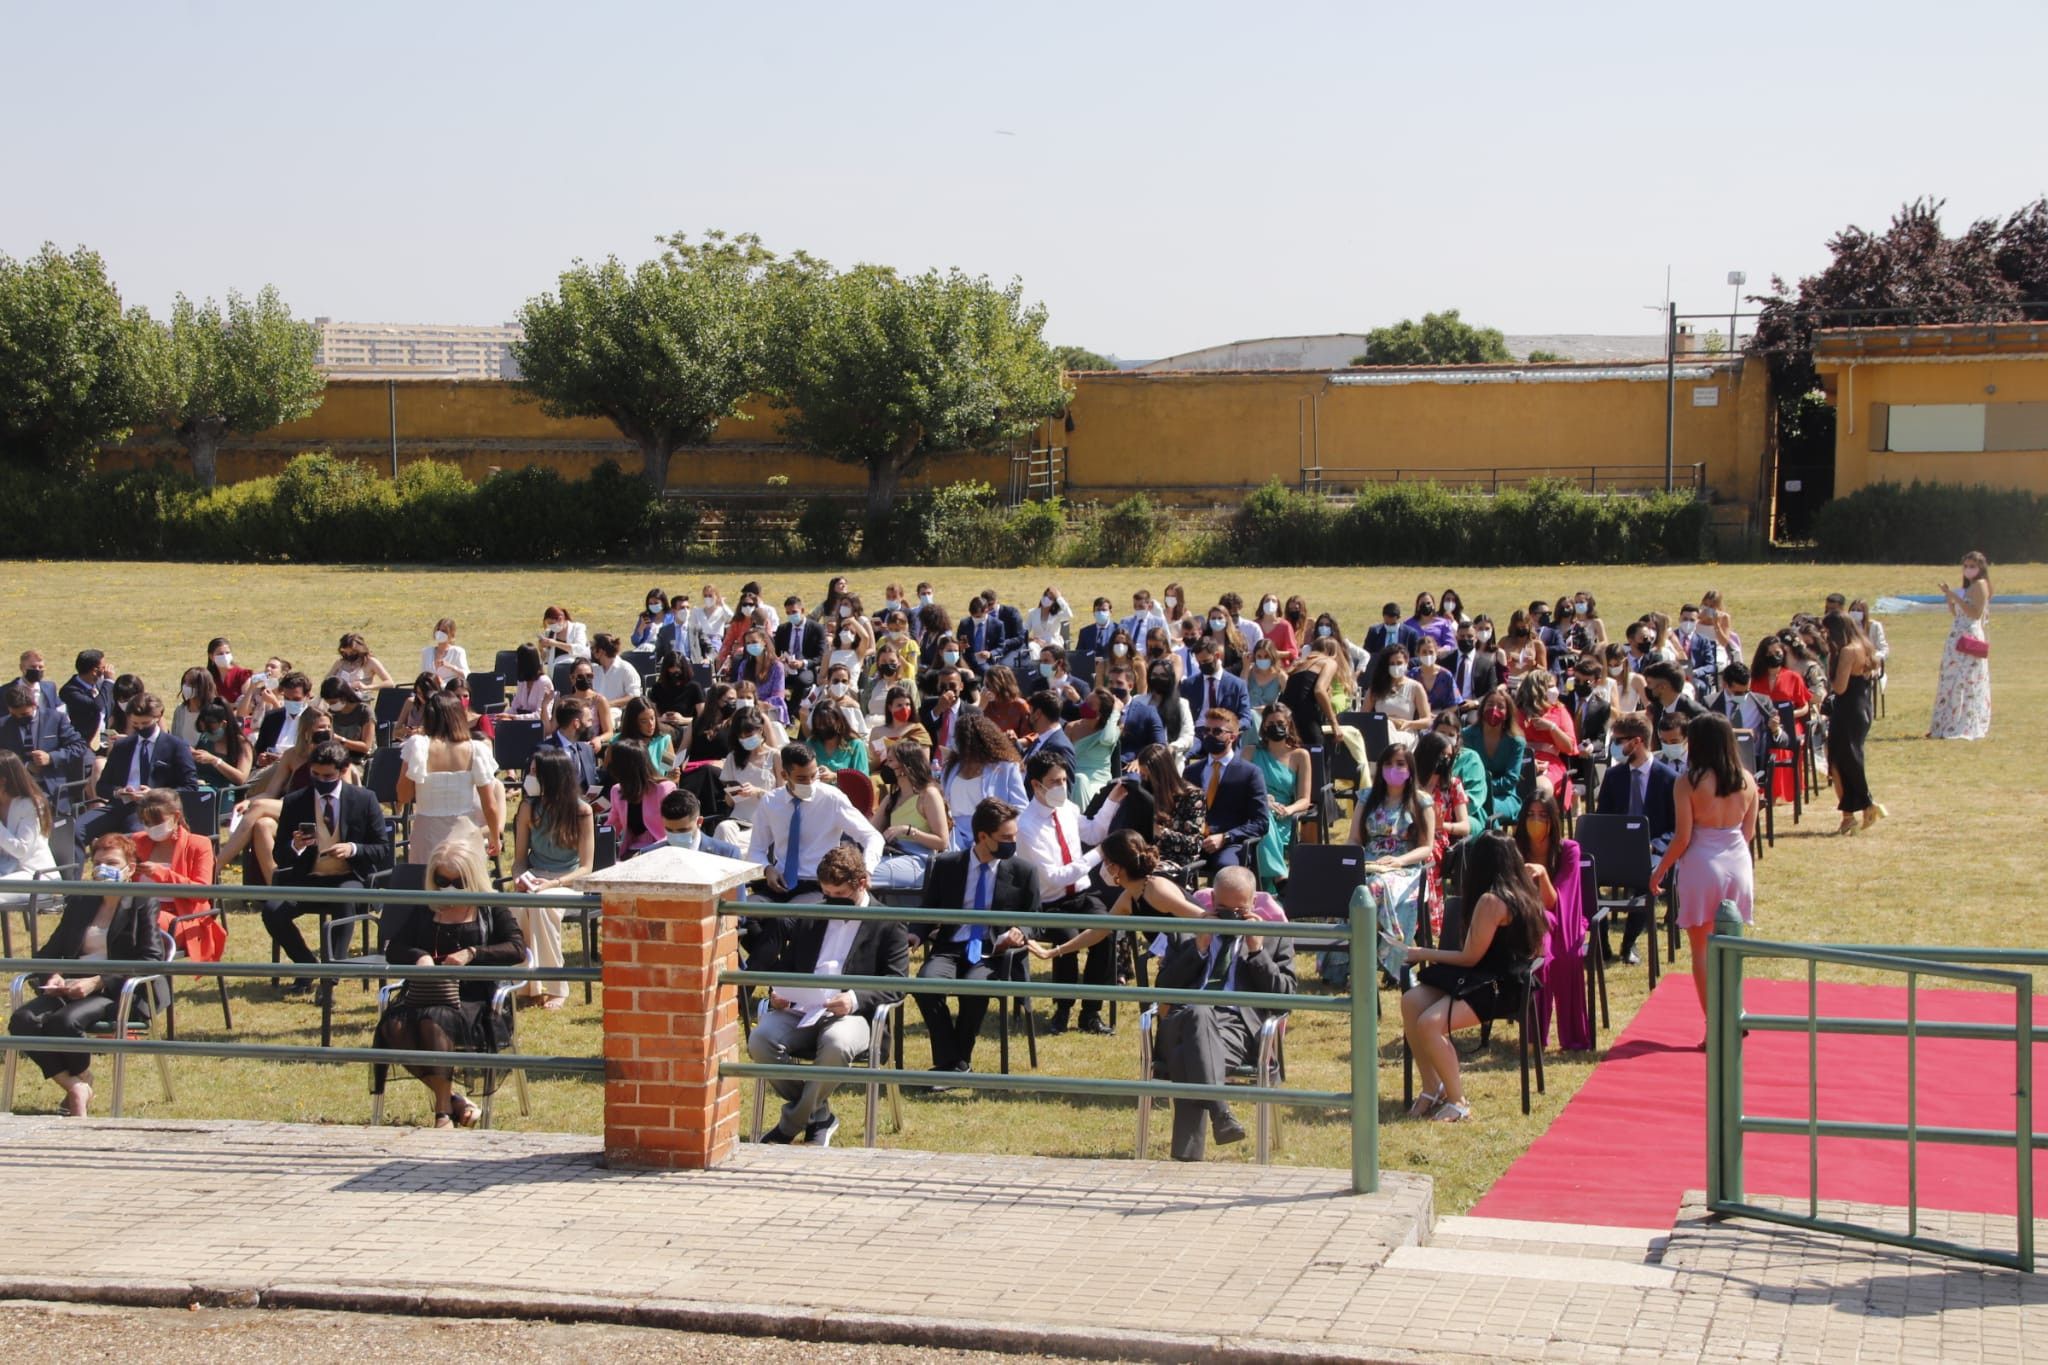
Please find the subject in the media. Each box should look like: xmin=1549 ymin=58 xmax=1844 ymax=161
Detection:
xmin=19 ymin=878 xmax=593 ymax=911
xmin=1303 ymin=462 xmax=1707 ymax=496
xmin=1706 ymin=935 xmax=2036 ymax=1272
xmin=716 ymin=899 xmax=1382 ymax=1193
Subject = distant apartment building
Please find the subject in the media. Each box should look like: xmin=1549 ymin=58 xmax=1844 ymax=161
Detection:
xmin=313 ymin=318 xmax=525 ymax=379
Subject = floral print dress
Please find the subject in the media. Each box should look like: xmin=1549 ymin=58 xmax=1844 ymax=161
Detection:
xmin=1930 ymin=602 xmax=1991 ymax=739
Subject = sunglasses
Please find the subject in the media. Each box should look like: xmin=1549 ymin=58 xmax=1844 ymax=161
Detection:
xmin=431 ymin=875 xmax=462 ymax=890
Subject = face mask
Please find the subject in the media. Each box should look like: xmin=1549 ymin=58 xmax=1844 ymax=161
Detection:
xmin=283 ymin=698 xmax=307 ymax=717
xmin=1661 ymin=742 xmax=1687 ymax=762
xmin=1678 ymin=620 xmax=1697 ymax=635
xmin=1526 ymin=818 xmax=1552 ymax=839
xmin=1095 ymin=609 xmax=1111 ymax=625
xmin=942 ymin=650 xmax=960 ymax=666
xmin=837 ymin=604 xmax=852 ymax=618
xmin=1457 ymin=640 xmax=1474 ymax=653
xmin=1382 ymin=767 xmax=1409 ymax=789
xmin=994 ymin=839 xmax=1018 ymax=860
xmin=433 ymin=631 xmax=449 ymax=644
xmin=213 ymin=652 xmax=233 ymax=668
xmin=919 ymin=594 xmax=934 ymax=607
xmin=1608 ymin=664 xmax=1624 ymax=678
xmin=879 ymin=661 xmax=898 ymax=676
xmin=1254 ymin=657 xmax=1273 ymax=670
xmin=1477 ymin=630 xmax=1493 ymax=644
xmin=742 ymin=640 xmax=768 ymax=660
xmin=1202 ymin=733 xmax=1229 ymax=756
xmin=837 ymin=630 xmax=855 ymax=646
xmin=738 ymin=733 xmax=763 ymax=751
xmin=1574 ymin=602 xmax=1589 ymax=615
xmin=1208 ymin=617 xmax=1227 ymax=632
xmin=1383 ymin=617 xmax=1400 ymax=630
xmin=1039 ymin=662 xmax=1056 ymax=678
xmin=22 ymin=667 xmax=42 ymax=683
xmin=1317 ymin=624 xmax=1333 ymax=639
xmin=523 ymin=774 xmax=542 ymax=797
xmin=1484 ymin=707 xmax=1507 ymax=727
xmin=1200 ymin=661 xmax=1220 ymax=678
xmin=1111 ymin=687 xmax=1131 ymax=703
xmin=312 ymin=777 xmax=341 ymax=797
xmin=574 ymin=677 xmax=593 ymax=691
xmin=200 ymin=726 xmax=224 ymax=742
xmin=1850 ymin=611 xmax=1865 ymax=623
xmin=92 ymin=862 xmax=125 ymax=882
xmin=1163 ymin=596 xmax=1178 ymax=611
xmin=827 ymin=681 xmax=848 ymax=698
xmin=1610 ymin=742 xmax=1630 ymax=766
xmin=181 ymin=685 xmax=196 ymax=700
xmin=1262 ymin=600 xmax=1277 ymax=615
xmin=788 ymin=781 xmax=816 ymax=801
xmin=1417 ymin=654 xmax=1436 ymax=668
xmin=1042 ymin=597 xmax=1056 ymax=610
xmin=666 ymin=829 xmax=701 ymax=850
xmin=1417 ymin=604 xmax=1434 ymax=618
xmin=1112 ymin=643 xmax=1129 ymax=657
xmin=891 ymin=704 xmax=912 ymax=723
xmin=1388 ymin=663 xmax=1408 ymax=681
xmin=1765 ymin=654 xmax=1785 ymax=671
xmin=1041 ymin=780 xmax=1068 ymax=806
xmin=144 ymin=819 xmax=176 ymax=842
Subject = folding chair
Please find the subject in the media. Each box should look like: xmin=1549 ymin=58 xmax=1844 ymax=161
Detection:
xmin=624 ymin=651 xmax=659 ymax=683
xmin=373 ymin=687 xmax=410 ymax=732
xmin=178 ymin=786 xmax=225 ymax=852
xmin=490 ymin=718 xmax=545 ymax=778
xmin=0 ymin=867 xmax=63 ymax=961
xmin=363 ymin=747 xmax=411 ymax=858
xmin=320 ymin=863 xmax=426 ymax=1049
xmin=550 ymin=659 xmax=577 ymax=694
xmin=834 ymin=768 xmax=876 ymax=819
xmin=493 ymin=650 xmax=523 ymax=683
xmin=749 ymin=997 xmax=904 ymax=1147
xmin=1573 ymin=814 xmax=1659 ymax=990
xmin=370 ymin=948 xmax=533 ymax=1129
xmin=1397 ymin=952 xmax=1545 ymax=1115
xmin=3 ymin=930 xmax=175 ymax=1118
xmin=465 ymin=672 xmax=507 ymax=715
xmin=1296 ymin=744 xmax=1334 ymax=844
xmin=1765 ymin=701 xmax=1805 ymax=827
xmin=1136 ymin=1005 xmax=1288 ymax=1161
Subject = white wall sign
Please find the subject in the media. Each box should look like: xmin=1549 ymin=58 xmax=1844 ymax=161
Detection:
xmin=1691 ymin=386 xmax=1720 ymax=407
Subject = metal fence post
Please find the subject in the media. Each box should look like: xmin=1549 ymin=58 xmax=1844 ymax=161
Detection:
xmin=1349 ymin=893 xmax=1378 ymax=1195
xmin=1707 ymin=903 xmax=1745 ymax=1206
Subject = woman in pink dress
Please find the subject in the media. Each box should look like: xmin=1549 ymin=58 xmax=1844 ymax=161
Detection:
xmin=1649 ymin=713 xmax=1757 ymax=1019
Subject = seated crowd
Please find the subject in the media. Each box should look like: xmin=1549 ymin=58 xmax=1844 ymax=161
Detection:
xmin=0 ymin=579 xmax=1870 ymax=1137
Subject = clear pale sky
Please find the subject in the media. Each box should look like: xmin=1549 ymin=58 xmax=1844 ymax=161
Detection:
xmin=5 ymin=1 xmax=2042 ymax=359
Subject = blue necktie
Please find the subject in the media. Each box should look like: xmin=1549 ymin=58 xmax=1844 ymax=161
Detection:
xmin=138 ymin=734 xmax=154 ymax=786
xmin=1629 ymin=766 xmax=1646 ymax=818
xmin=967 ymin=861 xmax=990 ymax=965
xmin=782 ymin=797 xmax=804 ymax=886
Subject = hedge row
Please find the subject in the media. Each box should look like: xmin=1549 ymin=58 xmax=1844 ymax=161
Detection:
xmin=1812 ymin=481 xmax=2048 ymax=563
xmin=0 ymin=457 xmax=1715 ymax=567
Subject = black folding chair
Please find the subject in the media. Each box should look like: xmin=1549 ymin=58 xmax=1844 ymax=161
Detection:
xmin=373 ymin=688 xmax=410 ymax=731
xmin=1296 ymin=744 xmax=1334 ymax=844
xmin=624 ymin=651 xmax=659 ymax=683
xmin=491 ymin=718 xmax=545 ymax=777
xmin=1573 ymin=813 xmax=1659 ymax=990
xmin=316 ymin=862 xmax=422 ymax=1049
xmin=178 ymin=786 xmax=224 ymax=851
xmin=1764 ymin=701 xmax=1804 ymax=827
xmin=1579 ymin=852 xmax=1608 ymax=1032
xmin=493 ymin=649 xmax=523 ymax=683
xmin=550 ymin=658 xmax=577 ymax=694
xmin=363 ymin=747 xmax=411 ymax=858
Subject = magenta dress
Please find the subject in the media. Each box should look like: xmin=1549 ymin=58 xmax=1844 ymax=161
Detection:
xmin=1537 ymin=838 xmax=1592 ymax=1051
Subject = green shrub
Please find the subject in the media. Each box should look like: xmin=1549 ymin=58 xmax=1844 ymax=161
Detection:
xmin=793 ymin=497 xmax=856 ymax=564
xmin=999 ymin=497 xmax=1065 ymax=565
xmin=1812 ymin=481 xmax=2048 ymax=563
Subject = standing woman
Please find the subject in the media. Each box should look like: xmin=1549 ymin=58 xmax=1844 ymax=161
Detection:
xmin=510 ymin=748 xmax=595 ymax=1009
xmin=1513 ymin=793 xmax=1589 ymax=1052
xmin=1823 ymin=611 xmax=1883 ymax=833
xmin=1929 ymin=550 xmax=1992 ymax=741
xmin=1649 ymin=713 xmax=1757 ymax=1018
xmin=398 ymin=691 xmax=503 ymax=865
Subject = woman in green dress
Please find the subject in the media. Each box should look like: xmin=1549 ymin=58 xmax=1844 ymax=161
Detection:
xmin=1250 ymin=708 xmax=1314 ymax=891
xmin=805 ymin=702 xmax=871 ymax=777
xmin=1062 ymin=687 xmax=1123 ymax=812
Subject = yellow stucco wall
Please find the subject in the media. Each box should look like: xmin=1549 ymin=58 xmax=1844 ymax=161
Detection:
xmin=1819 ymin=356 xmax=2048 ymax=494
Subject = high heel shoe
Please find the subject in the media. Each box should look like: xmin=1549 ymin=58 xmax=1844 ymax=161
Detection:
xmin=1861 ymin=803 xmax=1889 ymax=830
xmin=1835 ymin=816 xmax=1859 ymax=837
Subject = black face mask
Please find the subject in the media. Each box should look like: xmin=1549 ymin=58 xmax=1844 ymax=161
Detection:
xmin=821 ymin=893 xmax=858 ymax=906
xmin=994 ymin=839 xmax=1018 ymax=860
xmin=21 ymin=667 xmax=42 ymax=684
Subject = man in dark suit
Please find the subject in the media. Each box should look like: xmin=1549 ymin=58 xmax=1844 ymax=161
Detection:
xmin=1019 ymin=692 xmax=1076 ymax=768
xmin=776 ymin=594 xmax=827 ymax=710
xmin=1593 ymin=713 xmax=1678 ymax=965
xmin=59 ymin=649 xmax=113 ymax=751
xmin=913 ymin=798 xmax=1038 ymax=1080
xmin=1448 ymin=623 xmax=1501 ymax=716
xmin=1564 ymin=658 xmax=1613 ymax=751
xmin=2 ymin=681 xmax=89 ymax=812
xmin=87 ymin=694 xmax=196 ymax=837
xmin=252 ymin=671 xmax=317 ymax=764
xmin=979 ymin=589 xmax=1026 ymax=666
xmin=1363 ymin=604 xmax=1424 ymax=661
xmin=959 ymin=597 xmax=1003 ymax=671
xmin=746 ymin=845 xmax=909 ymax=1146
xmin=11 ymin=650 xmax=60 ymax=715
xmin=1151 ymin=867 xmax=1296 ymax=1160
xmin=532 ymin=697 xmax=602 ymax=798
xmin=918 ymin=669 xmax=979 ymax=767
xmin=265 ymin=741 xmax=393 ymax=994
xmin=1178 ymin=639 xmax=1255 ymax=735
xmin=1181 ymin=708 xmax=1268 ymax=873
xmin=1075 ymin=597 xmax=1119 ymax=659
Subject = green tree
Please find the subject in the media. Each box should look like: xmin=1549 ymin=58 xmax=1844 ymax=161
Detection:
xmin=1352 ymin=309 xmax=1512 ymax=366
xmin=513 ymin=230 xmax=779 ymax=492
xmin=158 ymin=286 xmax=324 ymax=489
xmin=768 ymin=264 xmax=1069 ymax=530
xmin=1526 ymin=349 xmax=1566 ymax=363
xmin=1051 ymin=343 xmax=1117 ymax=372
xmin=0 ymin=244 xmax=163 ymax=473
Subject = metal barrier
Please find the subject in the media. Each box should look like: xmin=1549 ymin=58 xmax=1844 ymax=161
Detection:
xmin=0 ymin=878 xmax=605 ymax=1103
xmin=715 ymin=899 xmax=1382 ymax=1194
xmin=1707 ymin=937 xmax=2039 ymax=1272
xmin=1301 ymin=462 xmax=1708 ymax=497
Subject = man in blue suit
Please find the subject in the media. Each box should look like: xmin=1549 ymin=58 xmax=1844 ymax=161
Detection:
xmin=1593 ymin=712 xmax=1678 ymax=966
xmin=10 ymin=650 xmax=61 ymax=715
xmin=1676 ymin=604 xmax=1721 ymax=695
xmin=86 ymin=693 xmax=197 ymax=837
xmin=59 ymin=649 xmax=114 ymax=751
xmin=1181 ymin=708 xmax=1268 ymax=874
xmin=1074 ymin=596 xmax=1120 ymax=659
xmin=1020 ymin=692 xmax=1076 ymax=768
xmin=1177 ymin=639 xmax=1255 ymax=735
xmin=1363 ymin=603 xmax=1424 ymax=661
xmin=960 ymin=597 xmax=1003 ymax=670
xmin=2 ymin=681 xmax=90 ymax=811
xmin=532 ymin=696 xmax=602 ymax=798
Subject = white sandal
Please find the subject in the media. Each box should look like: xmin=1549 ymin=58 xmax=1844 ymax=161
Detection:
xmin=1407 ymin=1086 xmax=1444 ymax=1119
xmin=1431 ymin=1099 xmax=1473 ymax=1123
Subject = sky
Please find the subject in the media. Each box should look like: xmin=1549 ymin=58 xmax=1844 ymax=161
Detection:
xmin=5 ymin=1 xmax=2044 ymax=360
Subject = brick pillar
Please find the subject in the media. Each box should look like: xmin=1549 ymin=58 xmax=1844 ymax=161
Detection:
xmin=584 ymin=847 xmax=759 ymax=1170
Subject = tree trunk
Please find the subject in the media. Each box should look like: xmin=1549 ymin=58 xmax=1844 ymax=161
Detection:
xmin=640 ymin=437 xmax=676 ymax=493
xmin=865 ymin=456 xmax=904 ymax=533
xmin=188 ymin=429 xmax=222 ymax=491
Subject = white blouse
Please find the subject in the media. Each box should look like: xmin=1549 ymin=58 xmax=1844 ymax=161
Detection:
xmin=401 ymin=735 xmax=498 ymax=818
xmin=0 ymin=796 xmax=57 ymax=884
xmin=422 ymin=643 xmax=471 ymax=685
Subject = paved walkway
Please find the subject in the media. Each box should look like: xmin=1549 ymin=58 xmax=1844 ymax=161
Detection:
xmin=0 ymin=1116 xmax=2040 ymax=1362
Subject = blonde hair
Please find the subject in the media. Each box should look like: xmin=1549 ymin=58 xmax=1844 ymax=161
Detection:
xmin=424 ymin=838 xmax=491 ymax=893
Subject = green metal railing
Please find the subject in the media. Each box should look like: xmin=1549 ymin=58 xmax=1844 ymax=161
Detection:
xmin=716 ymin=900 xmax=1382 ymax=1194
xmin=1707 ymin=937 xmax=2039 ymax=1272
xmin=0 ymin=878 xmax=603 ymax=1082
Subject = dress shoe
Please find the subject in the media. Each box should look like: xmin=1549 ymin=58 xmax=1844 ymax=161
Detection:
xmin=804 ymin=1112 xmax=840 ymax=1148
xmin=1213 ymin=1112 xmax=1248 ymax=1147
xmin=1079 ymin=1016 xmax=1115 ymax=1036
xmin=758 ymin=1125 xmax=797 ymax=1144
xmin=1042 ymin=1014 xmax=1070 ymax=1036
xmin=1624 ymin=950 xmax=1642 ymax=967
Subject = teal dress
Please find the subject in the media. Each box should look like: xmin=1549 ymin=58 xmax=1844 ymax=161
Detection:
xmin=1250 ymin=744 xmax=1299 ymax=890
xmin=1460 ymin=724 xmax=1527 ymax=828
xmin=1246 ymin=666 xmax=1283 ymax=712
xmin=1449 ymin=745 xmax=1491 ymax=833
xmin=810 ymin=738 xmax=870 ymax=776
xmin=1069 ymin=720 xmax=1121 ymax=812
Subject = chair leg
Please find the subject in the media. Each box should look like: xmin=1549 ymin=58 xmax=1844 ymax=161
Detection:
xmin=2 ymin=1038 xmax=18 ymax=1112
xmin=582 ymin=912 xmax=595 ymax=1005
xmin=481 ymin=1087 xmax=495 ymax=1129
xmin=514 ymin=1066 xmax=530 ymax=1118
xmin=156 ymin=1049 xmax=174 ymax=1103
xmin=217 ymin=977 xmax=233 ymax=1030
xmin=750 ymin=1074 xmax=766 ymax=1142
xmin=1134 ymin=1010 xmax=1154 ymax=1159
xmin=112 ymin=1046 xmax=127 ymax=1117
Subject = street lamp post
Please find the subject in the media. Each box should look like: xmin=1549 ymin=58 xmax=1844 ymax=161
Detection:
xmin=1726 ymin=270 xmax=1746 ymax=352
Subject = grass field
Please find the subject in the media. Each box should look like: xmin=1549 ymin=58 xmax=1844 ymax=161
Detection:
xmin=2 ymin=559 xmax=2040 ymax=1213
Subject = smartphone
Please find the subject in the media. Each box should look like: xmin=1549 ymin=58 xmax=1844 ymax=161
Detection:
xmin=296 ymin=821 xmax=316 ymax=838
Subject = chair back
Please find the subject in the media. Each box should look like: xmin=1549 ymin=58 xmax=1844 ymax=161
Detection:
xmin=624 ymin=651 xmax=659 ymax=682
xmin=1338 ymin=710 xmax=1391 ymax=765
xmin=493 ymin=650 xmax=523 ymax=683
xmin=1281 ymin=843 xmax=1369 ymax=921
xmin=1579 ymin=852 xmax=1600 ymax=923
xmin=1573 ymin=813 xmax=1652 ymax=890
xmin=178 ymin=787 xmax=223 ymax=846
xmin=491 ymin=718 xmax=545 ymax=775
xmin=466 ymin=672 xmax=507 ymax=714
xmin=835 ymin=768 xmax=877 ymax=818
xmin=550 ymin=658 xmax=577 ymax=694
xmin=691 ymin=662 xmax=714 ymax=690
xmin=377 ymin=861 xmax=430 ymax=954
xmin=373 ymin=688 xmax=409 ymax=728
xmin=364 ymin=747 xmax=406 ymax=808
xmin=593 ymin=823 xmax=618 ymax=871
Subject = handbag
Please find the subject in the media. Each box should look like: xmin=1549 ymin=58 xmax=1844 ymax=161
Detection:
xmin=1956 ymin=634 xmax=1989 ymax=659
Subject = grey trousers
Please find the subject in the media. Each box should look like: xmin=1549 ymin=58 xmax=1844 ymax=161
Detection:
xmin=1156 ymin=1005 xmax=1253 ymax=1161
xmin=747 ymin=1007 xmax=872 ymax=1136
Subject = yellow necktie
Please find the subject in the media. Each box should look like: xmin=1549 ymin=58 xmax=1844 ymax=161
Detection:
xmin=1205 ymin=761 xmax=1223 ymax=807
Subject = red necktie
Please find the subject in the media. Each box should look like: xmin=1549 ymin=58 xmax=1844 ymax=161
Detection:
xmin=1052 ymin=809 xmax=1077 ymax=897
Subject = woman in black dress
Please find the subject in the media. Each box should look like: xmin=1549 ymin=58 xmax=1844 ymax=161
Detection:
xmin=1822 ymin=609 xmax=1883 ymax=833
xmin=1398 ymin=832 xmax=1547 ymax=1123
xmin=374 ymin=839 xmax=527 ymax=1128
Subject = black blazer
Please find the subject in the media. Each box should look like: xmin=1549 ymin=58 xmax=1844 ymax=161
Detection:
xmin=535 ymin=731 xmax=601 ymax=794
xmin=1450 ymin=649 xmax=1501 ymax=708
xmin=0 ymin=705 xmax=88 ymax=806
xmin=1154 ymin=928 xmax=1296 ymax=1034
xmin=916 ymin=850 xmax=1041 ymax=947
xmin=36 ymin=894 xmax=165 ymax=1018
xmin=776 ymin=619 xmax=826 ymax=668
xmin=917 ymin=699 xmax=981 ymax=750
xmin=767 ymin=915 xmax=910 ymax=1018
xmin=95 ymin=730 xmax=198 ymax=807
xmin=59 ymin=676 xmax=110 ymax=744
xmin=383 ymin=905 xmax=526 ymax=1003
xmin=1566 ymin=686 xmax=1612 ymax=750
xmin=271 ymin=782 xmax=393 ymax=882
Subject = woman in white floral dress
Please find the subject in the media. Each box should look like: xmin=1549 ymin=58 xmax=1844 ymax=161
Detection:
xmin=1928 ymin=551 xmax=1992 ymax=740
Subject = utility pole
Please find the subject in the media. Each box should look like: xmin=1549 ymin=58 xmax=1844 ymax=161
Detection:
xmin=1726 ymin=270 xmax=1746 ymax=352
xmin=1664 ymin=302 xmax=1677 ymax=494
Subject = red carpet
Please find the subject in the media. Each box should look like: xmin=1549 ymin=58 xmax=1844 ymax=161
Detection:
xmin=1471 ymin=975 xmax=2048 ymax=1229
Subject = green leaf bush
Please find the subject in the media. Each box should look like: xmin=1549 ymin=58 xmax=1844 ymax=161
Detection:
xmin=1812 ymin=481 xmax=2048 ymax=563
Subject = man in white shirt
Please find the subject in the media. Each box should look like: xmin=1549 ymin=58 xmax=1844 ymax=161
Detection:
xmin=1015 ymin=751 xmax=1112 ymax=1035
xmin=745 ymin=845 xmax=909 ymax=1146
xmin=1218 ymin=592 xmax=1263 ymax=652
xmin=749 ymin=746 xmax=884 ymax=902
xmin=586 ymin=633 xmax=643 ymax=704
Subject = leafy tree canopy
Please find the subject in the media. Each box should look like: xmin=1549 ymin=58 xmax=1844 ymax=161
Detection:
xmin=0 ymin=244 xmax=162 ymax=472
xmin=1051 ymin=343 xmax=1117 ymax=372
xmin=1352 ymin=309 xmax=1512 ymax=367
xmin=159 ymin=285 xmax=324 ymax=488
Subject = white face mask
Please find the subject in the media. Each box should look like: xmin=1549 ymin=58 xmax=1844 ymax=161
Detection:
xmin=433 ymin=631 xmax=449 ymax=644
xmin=827 ymin=681 xmax=848 ymax=698
xmin=788 ymin=781 xmax=816 ymax=801
xmin=1477 ymin=629 xmax=1493 ymax=644
xmin=282 ymin=698 xmax=307 ymax=717
xmin=1661 ymin=742 xmax=1687 ymax=762
xmin=1850 ymin=610 xmax=1865 ymax=623
xmin=144 ymin=819 xmax=176 ymax=842
xmin=181 ymin=685 xmax=196 ymax=700
xmin=1112 ymin=643 xmax=1129 ymax=657
xmin=523 ymin=774 xmax=542 ymax=797
xmin=838 ymin=604 xmax=852 ymax=617
xmin=209 ymin=652 xmax=234 ymax=670
xmin=1163 ymin=597 xmax=1177 ymax=611
xmin=738 ymin=733 xmax=763 ymax=751
xmin=1388 ymin=663 xmax=1409 ymax=680
xmin=839 ymin=631 xmax=855 ymax=646
xmin=1041 ymin=781 xmax=1068 ymax=807
xmin=666 ymin=829 xmax=700 ymax=850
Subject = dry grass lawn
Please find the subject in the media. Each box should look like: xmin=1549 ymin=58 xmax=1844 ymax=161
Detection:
xmin=2 ymin=558 xmax=2039 ymax=1212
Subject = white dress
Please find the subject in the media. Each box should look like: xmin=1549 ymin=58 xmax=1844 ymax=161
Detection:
xmin=1929 ymin=602 xmax=1991 ymax=740
xmin=402 ymin=734 xmax=497 ymax=862
xmin=1376 ymin=683 xmax=1423 ymax=748
xmin=0 ymin=796 xmax=57 ymax=906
